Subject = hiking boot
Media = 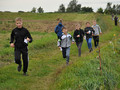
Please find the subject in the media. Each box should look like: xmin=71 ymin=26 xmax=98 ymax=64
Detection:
xmin=17 ymin=64 xmax=22 ymax=72
xmin=91 ymin=48 xmax=93 ymax=51
xmin=89 ymin=49 xmax=92 ymax=53
xmin=89 ymin=48 xmax=93 ymax=53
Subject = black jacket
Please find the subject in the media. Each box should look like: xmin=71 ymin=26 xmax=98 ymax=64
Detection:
xmin=10 ymin=27 xmax=32 ymax=49
xmin=84 ymin=27 xmax=95 ymax=39
xmin=73 ymin=29 xmax=84 ymax=43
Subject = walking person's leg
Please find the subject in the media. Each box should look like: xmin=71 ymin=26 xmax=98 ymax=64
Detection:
xmin=62 ymin=48 xmax=66 ymax=58
xmin=88 ymin=38 xmax=93 ymax=52
xmin=86 ymin=39 xmax=89 ymax=49
xmin=76 ymin=42 xmax=83 ymax=57
xmin=15 ymin=48 xmax=22 ymax=72
xmin=96 ymin=36 xmax=99 ymax=47
xmin=93 ymin=36 xmax=97 ymax=48
xmin=66 ymin=47 xmax=70 ymax=65
xmin=21 ymin=47 xmax=29 ymax=75
xmin=79 ymin=42 xmax=83 ymax=56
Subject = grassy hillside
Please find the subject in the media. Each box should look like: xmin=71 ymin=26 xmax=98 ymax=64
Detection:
xmin=0 ymin=12 xmax=120 ymax=90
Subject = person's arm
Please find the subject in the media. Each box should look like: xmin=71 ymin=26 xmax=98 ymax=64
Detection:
xmin=73 ymin=30 xmax=77 ymax=40
xmin=92 ymin=28 xmax=95 ymax=36
xmin=70 ymin=35 xmax=75 ymax=43
xmin=57 ymin=39 xmax=61 ymax=47
xmin=26 ymin=30 xmax=33 ymax=43
xmin=98 ymin=25 xmax=102 ymax=33
xmin=55 ymin=26 xmax=58 ymax=34
xmin=84 ymin=28 xmax=87 ymax=34
xmin=10 ymin=30 xmax=15 ymax=47
xmin=82 ymin=30 xmax=85 ymax=37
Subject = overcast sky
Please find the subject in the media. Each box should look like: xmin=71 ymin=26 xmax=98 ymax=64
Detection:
xmin=0 ymin=0 xmax=120 ymax=12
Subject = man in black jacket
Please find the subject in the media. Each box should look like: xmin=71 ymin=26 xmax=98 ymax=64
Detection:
xmin=10 ymin=17 xmax=32 ymax=76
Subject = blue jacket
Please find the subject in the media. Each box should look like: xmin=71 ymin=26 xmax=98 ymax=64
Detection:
xmin=55 ymin=23 xmax=64 ymax=37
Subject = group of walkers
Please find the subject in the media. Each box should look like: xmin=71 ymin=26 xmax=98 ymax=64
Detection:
xmin=55 ymin=18 xmax=102 ymax=65
xmin=10 ymin=17 xmax=102 ymax=75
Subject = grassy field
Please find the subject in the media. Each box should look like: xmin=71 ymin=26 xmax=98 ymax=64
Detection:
xmin=0 ymin=12 xmax=120 ymax=90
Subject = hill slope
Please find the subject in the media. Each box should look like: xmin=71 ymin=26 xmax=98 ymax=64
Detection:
xmin=0 ymin=12 xmax=120 ymax=90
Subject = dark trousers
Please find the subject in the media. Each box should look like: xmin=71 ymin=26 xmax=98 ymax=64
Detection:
xmin=62 ymin=47 xmax=70 ymax=62
xmin=115 ymin=21 xmax=117 ymax=26
xmin=15 ymin=47 xmax=29 ymax=73
xmin=76 ymin=42 xmax=83 ymax=57
xmin=93 ymin=36 xmax=99 ymax=47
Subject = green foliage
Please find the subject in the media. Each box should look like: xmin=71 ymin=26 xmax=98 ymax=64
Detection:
xmin=81 ymin=7 xmax=93 ymax=13
xmin=66 ymin=0 xmax=82 ymax=12
xmin=58 ymin=4 xmax=66 ymax=13
xmin=104 ymin=2 xmax=120 ymax=15
xmin=97 ymin=8 xmax=104 ymax=14
xmin=37 ymin=7 xmax=44 ymax=13
xmin=31 ymin=7 xmax=36 ymax=13
xmin=0 ymin=12 xmax=120 ymax=90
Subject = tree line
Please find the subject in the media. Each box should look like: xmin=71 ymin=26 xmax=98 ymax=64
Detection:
xmin=3 ymin=0 xmax=119 ymax=14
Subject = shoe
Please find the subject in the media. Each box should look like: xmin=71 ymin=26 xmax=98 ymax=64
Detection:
xmin=66 ymin=61 xmax=69 ymax=66
xmin=89 ymin=48 xmax=93 ymax=53
xmin=17 ymin=64 xmax=22 ymax=72
xmin=91 ymin=48 xmax=93 ymax=51
xmin=89 ymin=49 xmax=92 ymax=53
xmin=23 ymin=72 xmax=28 ymax=76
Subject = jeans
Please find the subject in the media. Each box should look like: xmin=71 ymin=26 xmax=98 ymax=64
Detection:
xmin=62 ymin=47 xmax=70 ymax=62
xmin=86 ymin=38 xmax=92 ymax=49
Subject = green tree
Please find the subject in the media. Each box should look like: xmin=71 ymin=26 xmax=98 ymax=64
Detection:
xmin=37 ymin=7 xmax=44 ymax=13
xmin=97 ymin=8 xmax=104 ymax=14
xmin=75 ymin=4 xmax=81 ymax=12
xmin=66 ymin=0 xmax=78 ymax=12
xmin=81 ymin=7 xmax=93 ymax=12
xmin=58 ymin=4 xmax=65 ymax=13
xmin=31 ymin=7 xmax=36 ymax=13
xmin=104 ymin=2 xmax=112 ymax=14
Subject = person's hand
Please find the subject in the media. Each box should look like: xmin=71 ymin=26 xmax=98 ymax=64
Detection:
xmin=27 ymin=37 xmax=30 ymax=42
xmin=72 ymin=42 xmax=74 ymax=44
xmin=10 ymin=43 xmax=14 ymax=48
xmin=87 ymin=32 xmax=89 ymax=34
xmin=77 ymin=35 xmax=80 ymax=37
xmin=100 ymin=32 xmax=102 ymax=34
xmin=58 ymin=46 xmax=61 ymax=49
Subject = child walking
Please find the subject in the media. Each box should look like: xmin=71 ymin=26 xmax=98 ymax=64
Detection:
xmin=84 ymin=22 xmax=95 ymax=52
xmin=10 ymin=17 xmax=32 ymax=76
xmin=55 ymin=18 xmax=64 ymax=51
xmin=92 ymin=20 xmax=102 ymax=48
xmin=58 ymin=27 xmax=74 ymax=65
xmin=73 ymin=24 xmax=84 ymax=57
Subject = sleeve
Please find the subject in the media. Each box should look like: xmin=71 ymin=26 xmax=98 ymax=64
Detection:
xmin=92 ymin=28 xmax=95 ymax=34
xmin=84 ymin=28 xmax=87 ymax=34
xmin=57 ymin=39 xmax=61 ymax=47
xmin=70 ymin=35 xmax=75 ymax=42
xmin=73 ymin=30 xmax=77 ymax=40
xmin=26 ymin=30 xmax=33 ymax=43
xmin=10 ymin=30 xmax=15 ymax=44
xmin=55 ymin=26 xmax=58 ymax=34
xmin=98 ymin=25 xmax=102 ymax=33
xmin=82 ymin=30 xmax=85 ymax=37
